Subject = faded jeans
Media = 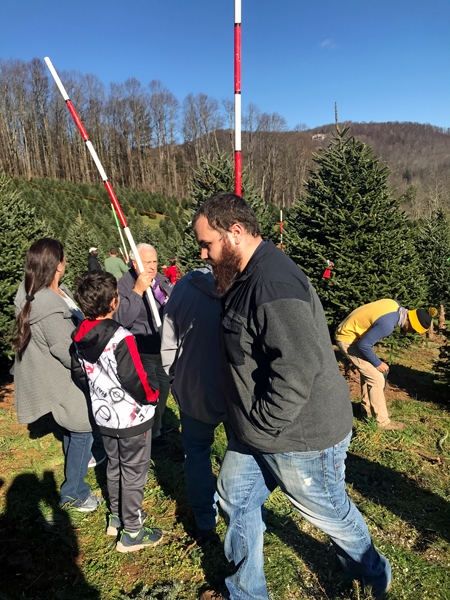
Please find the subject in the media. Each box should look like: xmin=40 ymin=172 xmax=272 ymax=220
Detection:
xmin=217 ymin=429 xmax=391 ymax=599
xmin=180 ymin=411 xmax=230 ymax=531
xmin=60 ymin=430 xmax=93 ymax=506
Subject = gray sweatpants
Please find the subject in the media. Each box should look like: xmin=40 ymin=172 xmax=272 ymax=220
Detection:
xmin=102 ymin=431 xmax=152 ymax=533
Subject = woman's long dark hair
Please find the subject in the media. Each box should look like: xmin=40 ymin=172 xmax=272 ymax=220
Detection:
xmin=13 ymin=238 xmax=65 ymax=357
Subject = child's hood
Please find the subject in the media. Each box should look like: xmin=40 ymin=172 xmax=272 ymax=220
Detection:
xmin=72 ymin=319 xmax=122 ymax=364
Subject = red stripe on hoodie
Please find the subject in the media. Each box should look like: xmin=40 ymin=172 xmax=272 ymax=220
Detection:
xmin=74 ymin=319 xmax=101 ymax=342
xmin=124 ymin=335 xmax=159 ymax=404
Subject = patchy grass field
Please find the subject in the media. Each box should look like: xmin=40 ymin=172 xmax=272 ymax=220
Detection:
xmin=1 ymin=341 xmax=450 ymax=600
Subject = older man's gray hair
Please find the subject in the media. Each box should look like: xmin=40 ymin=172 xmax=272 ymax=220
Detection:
xmin=129 ymin=243 xmax=157 ymax=262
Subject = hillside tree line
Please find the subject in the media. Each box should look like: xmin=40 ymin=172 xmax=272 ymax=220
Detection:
xmin=0 ymin=57 xmax=315 ymax=208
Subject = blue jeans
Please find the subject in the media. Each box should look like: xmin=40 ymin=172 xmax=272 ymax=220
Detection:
xmin=218 ymin=430 xmax=391 ymax=600
xmin=60 ymin=431 xmax=93 ymax=507
xmin=180 ymin=411 xmax=230 ymax=531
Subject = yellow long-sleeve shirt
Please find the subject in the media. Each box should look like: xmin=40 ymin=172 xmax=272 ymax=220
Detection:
xmin=335 ymin=299 xmax=400 ymax=344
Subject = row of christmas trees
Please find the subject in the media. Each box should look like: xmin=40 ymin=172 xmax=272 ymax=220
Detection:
xmin=2 ymin=125 xmax=450 ymax=383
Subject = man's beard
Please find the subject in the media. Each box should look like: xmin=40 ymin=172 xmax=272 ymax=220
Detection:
xmin=208 ymin=238 xmax=241 ymax=296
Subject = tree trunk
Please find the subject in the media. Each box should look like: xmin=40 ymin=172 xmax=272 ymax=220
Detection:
xmin=438 ymin=305 xmax=446 ymax=331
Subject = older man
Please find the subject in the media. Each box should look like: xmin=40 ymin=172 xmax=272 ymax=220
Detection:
xmin=193 ymin=192 xmax=391 ymax=600
xmin=114 ymin=243 xmax=173 ymax=443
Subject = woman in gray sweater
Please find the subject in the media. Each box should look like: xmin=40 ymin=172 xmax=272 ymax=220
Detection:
xmin=13 ymin=238 xmax=103 ymax=511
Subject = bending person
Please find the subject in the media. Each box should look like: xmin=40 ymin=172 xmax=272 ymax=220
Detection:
xmin=13 ymin=238 xmax=102 ymax=511
xmin=336 ymin=299 xmax=433 ymax=430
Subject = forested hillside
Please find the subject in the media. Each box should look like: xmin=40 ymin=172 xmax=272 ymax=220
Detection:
xmin=2 ymin=57 xmax=449 ymax=213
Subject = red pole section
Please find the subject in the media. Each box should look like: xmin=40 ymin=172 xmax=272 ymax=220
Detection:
xmin=44 ymin=56 xmax=162 ymax=329
xmin=44 ymin=57 xmax=128 ymax=228
xmin=234 ymin=0 xmax=242 ymax=196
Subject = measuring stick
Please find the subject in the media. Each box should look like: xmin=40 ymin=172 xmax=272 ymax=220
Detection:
xmin=45 ymin=56 xmax=161 ymax=328
xmin=235 ymin=0 xmax=242 ymax=195
xmin=111 ymin=203 xmax=129 ymax=261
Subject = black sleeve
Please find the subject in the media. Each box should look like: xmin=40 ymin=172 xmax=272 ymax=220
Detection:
xmin=70 ymin=343 xmax=89 ymax=394
xmin=115 ymin=336 xmax=159 ymax=406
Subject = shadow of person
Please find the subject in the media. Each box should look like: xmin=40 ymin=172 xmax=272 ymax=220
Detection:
xmin=26 ymin=414 xmax=108 ymax=502
xmin=263 ymin=506 xmax=352 ymax=599
xmin=150 ymin=404 xmax=194 ymax=532
xmin=0 ymin=471 xmax=100 ymax=600
xmin=387 ymin=363 xmax=446 ymax=406
xmin=346 ymin=452 xmax=450 ymax=550
xmin=27 ymin=412 xmax=64 ymax=442
xmin=150 ymin=405 xmax=231 ymax=591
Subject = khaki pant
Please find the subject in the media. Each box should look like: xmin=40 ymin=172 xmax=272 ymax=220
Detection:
xmin=337 ymin=341 xmax=390 ymax=426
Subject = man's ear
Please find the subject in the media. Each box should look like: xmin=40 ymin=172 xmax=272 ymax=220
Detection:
xmin=229 ymin=222 xmax=245 ymax=245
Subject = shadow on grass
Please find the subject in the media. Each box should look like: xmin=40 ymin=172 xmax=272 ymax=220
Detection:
xmin=264 ymin=507 xmax=352 ymax=599
xmin=346 ymin=452 xmax=450 ymax=550
xmin=0 ymin=472 xmax=99 ymax=600
xmin=387 ymin=363 xmax=449 ymax=406
xmin=25 ymin=414 xmax=107 ymax=500
xmin=150 ymin=405 xmax=231 ymax=594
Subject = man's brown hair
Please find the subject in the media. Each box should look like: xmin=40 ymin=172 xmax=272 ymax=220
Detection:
xmin=192 ymin=192 xmax=260 ymax=237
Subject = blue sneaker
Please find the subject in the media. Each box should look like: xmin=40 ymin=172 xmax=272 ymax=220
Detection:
xmin=116 ymin=526 xmax=163 ymax=553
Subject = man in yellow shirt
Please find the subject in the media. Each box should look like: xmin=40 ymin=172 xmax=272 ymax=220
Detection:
xmin=336 ymin=300 xmax=432 ymax=430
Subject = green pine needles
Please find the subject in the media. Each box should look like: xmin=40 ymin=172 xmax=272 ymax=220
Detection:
xmin=0 ymin=174 xmax=52 ymax=364
xmin=178 ymin=152 xmax=277 ymax=272
xmin=285 ymin=125 xmax=427 ymax=329
xmin=415 ymin=209 xmax=450 ymax=311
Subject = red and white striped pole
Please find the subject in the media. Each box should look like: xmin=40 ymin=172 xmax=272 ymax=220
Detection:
xmin=234 ymin=0 xmax=242 ymax=196
xmin=280 ymin=210 xmax=283 ymax=251
xmin=44 ymin=57 xmax=162 ymax=329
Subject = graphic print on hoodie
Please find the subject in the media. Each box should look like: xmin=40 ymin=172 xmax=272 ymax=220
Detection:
xmin=72 ymin=319 xmax=159 ymax=437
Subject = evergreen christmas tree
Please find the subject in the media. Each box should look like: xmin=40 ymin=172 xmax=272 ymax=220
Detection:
xmin=415 ymin=210 xmax=450 ymax=311
xmin=0 ymin=174 xmax=52 ymax=364
xmin=64 ymin=217 xmax=101 ymax=289
xmin=434 ymin=327 xmax=450 ymax=396
xmin=285 ymin=123 xmax=427 ymax=329
xmin=178 ymin=152 xmax=277 ymax=272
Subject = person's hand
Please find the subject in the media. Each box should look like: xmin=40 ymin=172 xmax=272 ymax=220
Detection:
xmin=376 ymin=361 xmax=389 ymax=373
xmin=133 ymin=272 xmax=154 ymax=296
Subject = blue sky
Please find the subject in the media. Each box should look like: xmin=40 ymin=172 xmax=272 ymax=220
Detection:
xmin=2 ymin=0 xmax=449 ymax=130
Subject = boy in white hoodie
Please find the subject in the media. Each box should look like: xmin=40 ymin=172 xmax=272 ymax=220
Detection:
xmin=71 ymin=271 xmax=163 ymax=553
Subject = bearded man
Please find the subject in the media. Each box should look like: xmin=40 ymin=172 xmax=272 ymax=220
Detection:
xmin=193 ymin=193 xmax=391 ymax=600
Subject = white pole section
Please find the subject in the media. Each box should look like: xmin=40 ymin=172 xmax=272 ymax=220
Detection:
xmin=45 ymin=56 xmax=161 ymax=329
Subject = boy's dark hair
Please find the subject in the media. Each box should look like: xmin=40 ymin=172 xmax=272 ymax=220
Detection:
xmin=110 ymin=248 xmax=118 ymax=255
xmin=192 ymin=192 xmax=260 ymax=237
xmin=74 ymin=271 xmax=118 ymax=320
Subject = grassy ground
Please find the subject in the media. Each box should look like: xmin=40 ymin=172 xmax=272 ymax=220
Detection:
xmin=1 ymin=341 xmax=450 ymax=600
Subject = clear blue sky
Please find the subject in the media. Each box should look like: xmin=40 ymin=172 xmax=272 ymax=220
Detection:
xmin=2 ymin=0 xmax=449 ymax=130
